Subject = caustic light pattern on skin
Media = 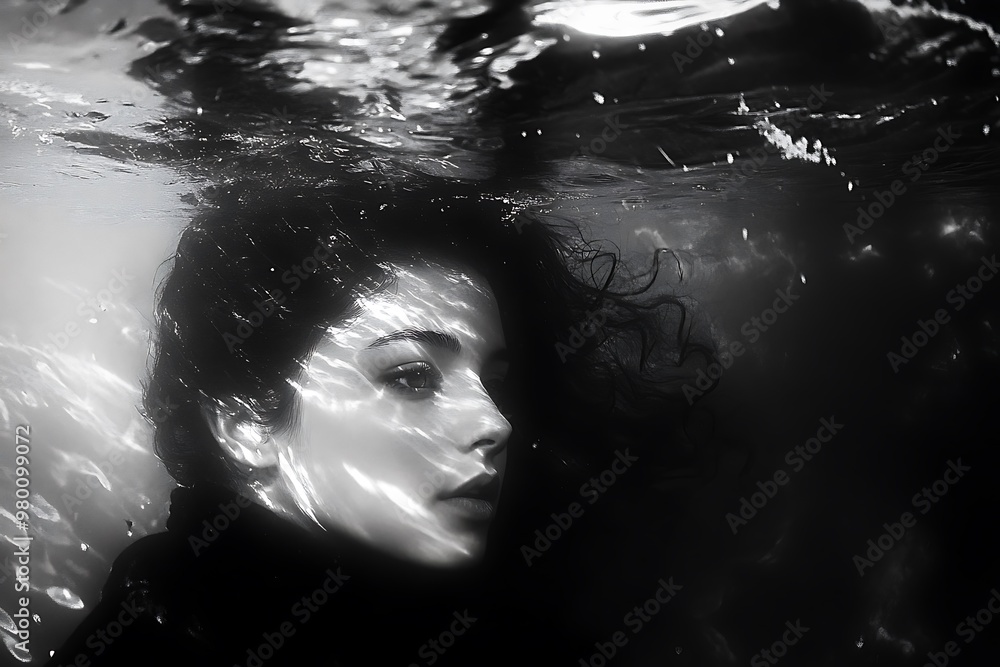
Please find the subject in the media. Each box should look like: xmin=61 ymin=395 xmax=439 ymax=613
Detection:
xmin=578 ymin=578 xmax=682 ymax=667
xmin=853 ymin=459 xmax=970 ymax=577
xmin=726 ymin=417 xmax=843 ymax=535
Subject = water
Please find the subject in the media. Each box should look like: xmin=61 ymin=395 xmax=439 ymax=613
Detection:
xmin=1 ymin=0 xmax=999 ymax=664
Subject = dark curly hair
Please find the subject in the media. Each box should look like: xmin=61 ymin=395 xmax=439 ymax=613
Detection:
xmin=142 ymin=179 xmax=715 ymax=491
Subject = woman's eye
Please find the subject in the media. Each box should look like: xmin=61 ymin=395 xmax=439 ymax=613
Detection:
xmin=382 ymin=362 xmax=442 ymax=396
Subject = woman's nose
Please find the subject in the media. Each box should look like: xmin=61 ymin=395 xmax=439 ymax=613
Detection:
xmin=463 ymin=375 xmax=512 ymax=459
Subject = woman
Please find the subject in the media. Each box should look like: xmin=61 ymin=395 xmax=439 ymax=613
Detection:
xmin=45 ymin=180 xmax=712 ymax=667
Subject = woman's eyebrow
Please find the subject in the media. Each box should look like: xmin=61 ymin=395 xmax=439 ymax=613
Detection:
xmin=366 ymin=328 xmax=462 ymax=354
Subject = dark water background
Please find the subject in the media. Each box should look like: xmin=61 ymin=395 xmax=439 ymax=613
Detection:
xmin=1 ymin=0 xmax=1000 ymax=664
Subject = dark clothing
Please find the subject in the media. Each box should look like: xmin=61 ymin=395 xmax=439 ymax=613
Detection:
xmin=45 ymin=484 xmax=574 ymax=667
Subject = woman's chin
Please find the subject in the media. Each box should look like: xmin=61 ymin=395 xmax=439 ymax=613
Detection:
xmin=313 ymin=519 xmax=491 ymax=570
xmin=400 ymin=534 xmax=490 ymax=570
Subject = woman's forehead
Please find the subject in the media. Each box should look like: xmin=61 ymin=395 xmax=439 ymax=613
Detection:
xmin=323 ymin=259 xmax=504 ymax=351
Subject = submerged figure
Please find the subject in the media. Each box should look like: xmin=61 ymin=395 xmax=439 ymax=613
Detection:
xmin=46 ymin=181 xmax=709 ymax=667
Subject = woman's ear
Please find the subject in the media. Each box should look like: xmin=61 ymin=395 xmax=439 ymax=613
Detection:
xmin=203 ymin=404 xmax=280 ymax=468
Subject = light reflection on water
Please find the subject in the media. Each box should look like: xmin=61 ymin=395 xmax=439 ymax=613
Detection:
xmin=1 ymin=0 xmax=999 ymax=663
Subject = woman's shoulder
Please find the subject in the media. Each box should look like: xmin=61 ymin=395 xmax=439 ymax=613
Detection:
xmin=44 ymin=486 xmax=271 ymax=667
xmin=43 ymin=530 xmax=217 ymax=667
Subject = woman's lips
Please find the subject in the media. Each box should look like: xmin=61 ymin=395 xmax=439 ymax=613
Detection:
xmin=441 ymin=496 xmax=496 ymax=522
xmin=439 ymin=473 xmax=501 ymax=522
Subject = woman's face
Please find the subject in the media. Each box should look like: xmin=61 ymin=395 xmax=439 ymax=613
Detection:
xmin=269 ymin=259 xmax=512 ymax=567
